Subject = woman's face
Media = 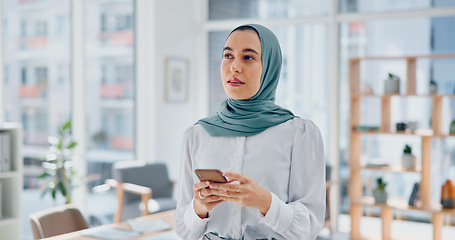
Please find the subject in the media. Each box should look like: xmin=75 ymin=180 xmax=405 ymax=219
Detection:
xmin=221 ymin=29 xmax=262 ymax=100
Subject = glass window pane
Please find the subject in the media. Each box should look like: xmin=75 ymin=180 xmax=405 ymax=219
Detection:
xmin=208 ymin=0 xmax=329 ymax=20
xmin=339 ymin=0 xmax=455 ymax=13
xmin=84 ymin=0 xmax=135 ymax=226
xmin=2 ymin=0 xmax=71 ymax=238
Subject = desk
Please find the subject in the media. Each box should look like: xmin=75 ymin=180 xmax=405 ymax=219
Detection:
xmin=43 ymin=210 xmax=176 ymax=240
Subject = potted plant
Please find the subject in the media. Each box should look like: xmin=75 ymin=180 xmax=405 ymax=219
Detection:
xmin=384 ymin=73 xmax=400 ymax=94
xmin=401 ymin=144 xmax=417 ymax=170
xmin=38 ymin=120 xmax=77 ymax=205
xmin=429 ymin=79 xmax=438 ymax=94
xmin=373 ymin=177 xmax=388 ymax=203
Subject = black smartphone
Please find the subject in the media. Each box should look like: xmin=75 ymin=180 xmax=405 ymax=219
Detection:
xmin=194 ymin=169 xmax=228 ymax=183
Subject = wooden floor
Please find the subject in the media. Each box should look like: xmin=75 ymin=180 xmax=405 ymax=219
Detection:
xmin=318 ymin=214 xmax=455 ymax=240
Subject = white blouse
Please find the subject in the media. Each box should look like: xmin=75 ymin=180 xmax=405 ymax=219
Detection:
xmin=174 ymin=118 xmax=326 ymax=240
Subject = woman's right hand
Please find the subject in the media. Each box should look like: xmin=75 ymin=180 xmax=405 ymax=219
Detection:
xmin=193 ymin=181 xmax=225 ymax=219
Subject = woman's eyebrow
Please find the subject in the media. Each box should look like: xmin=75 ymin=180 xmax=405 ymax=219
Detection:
xmin=223 ymin=47 xmax=259 ymax=55
xmin=243 ymin=48 xmax=259 ymax=55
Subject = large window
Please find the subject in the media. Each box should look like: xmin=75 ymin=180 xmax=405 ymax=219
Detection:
xmin=208 ymin=0 xmax=329 ymax=20
xmin=2 ymin=0 xmax=71 ymax=238
xmin=84 ymin=0 xmax=136 ymax=226
xmin=339 ymin=0 xmax=455 ymax=13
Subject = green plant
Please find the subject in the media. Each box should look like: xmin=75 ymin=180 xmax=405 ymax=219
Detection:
xmin=388 ymin=73 xmax=399 ymax=79
xmin=376 ymin=177 xmax=387 ymax=191
xmin=403 ymin=144 xmax=412 ymax=154
xmin=38 ymin=120 xmax=77 ymax=204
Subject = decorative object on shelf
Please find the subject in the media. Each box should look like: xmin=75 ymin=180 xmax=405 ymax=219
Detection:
xmin=373 ymin=177 xmax=388 ymax=203
xmin=401 ymin=144 xmax=417 ymax=170
xmin=357 ymin=125 xmax=379 ymax=131
xmin=384 ymin=73 xmax=400 ymax=94
xmin=362 ymin=83 xmax=374 ymax=95
xmin=406 ymin=121 xmax=418 ymax=133
xmin=441 ymin=179 xmax=455 ymax=209
xmin=450 ymin=120 xmax=455 ymax=134
xmin=429 ymin=79 xmax=438 ymax=94
xmin=396 ymin=122 xmax=407 ymax=131
xmin=408 ymin=182 xmax=420 ymax=206
xmin=38 ymin=120 xmax=78 ymax=205
xmin=366 ymin=162 xmax=389 ymax=168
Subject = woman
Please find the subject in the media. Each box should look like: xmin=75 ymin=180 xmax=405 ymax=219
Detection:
xmin=174 ymin=24 xmax=325 ymax=240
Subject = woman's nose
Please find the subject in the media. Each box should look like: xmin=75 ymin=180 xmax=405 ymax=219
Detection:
xmin=230 ymin=59 xmax=241 ymax=73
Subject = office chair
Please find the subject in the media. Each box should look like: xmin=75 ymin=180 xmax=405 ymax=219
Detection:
xmin=106 ymin=161 xmax=177 ymax=223
xmin=30 ymin=204 xmax=88 ymax=240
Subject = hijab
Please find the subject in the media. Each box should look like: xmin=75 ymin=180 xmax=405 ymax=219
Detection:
xmin=197 ymin=24 xmax=294 ymax=137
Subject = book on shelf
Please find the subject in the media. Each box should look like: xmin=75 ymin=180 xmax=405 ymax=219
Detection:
xmin=357 ymin=125 xmax=380 ymax=131
xmin=0 ymin=132 xmax=11 ymax=172
xmin=365 ymin=162 xmax=389 ymax=168
xmin=408 ymin=182 xmax=420 ymax=206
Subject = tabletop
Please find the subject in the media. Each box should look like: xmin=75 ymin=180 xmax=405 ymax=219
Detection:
xmin=42 ymin=210 xmax=176 ymax=240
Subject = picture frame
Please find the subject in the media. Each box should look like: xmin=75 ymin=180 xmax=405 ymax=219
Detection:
xmin=165 ymin=57 xmax=188 ymax=102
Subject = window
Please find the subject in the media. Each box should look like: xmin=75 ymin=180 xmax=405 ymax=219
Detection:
xmin=35 ymin=21 xmax=47 ymax=36
xmin=35 ymin=67 xmax=47 ymax=85
xmin=3 ymin=66 xmax=8 ymax=84
xmin=84 ymin=0 xmax=136 ymax=226
xmin=339 ymin=0 xmax=455 ymax=13
xmin=2 ymin=1 xmax=71 ymax=238
xmin=3 ymin=19 xmax=7 ymax=38
xmin=208 ymin=0 xmax=329 ymax=20
xmin=21 ymin=67 xmax=27 ymax=84
xmin=20 ymin=20 xmax=27 ymax=37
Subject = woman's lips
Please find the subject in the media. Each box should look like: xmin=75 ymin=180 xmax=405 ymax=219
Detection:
xmin=227 ymin=78 xmax=245 ymax=87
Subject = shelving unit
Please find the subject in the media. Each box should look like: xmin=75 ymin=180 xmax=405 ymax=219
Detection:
xmin=349 ymin=54 xmax=455 ymax=240
xmin=0 ymin=123 xmax=23 ymax=240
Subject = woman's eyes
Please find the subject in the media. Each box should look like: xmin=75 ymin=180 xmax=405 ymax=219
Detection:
xmin=243 ymin=55 xmax=255 ymax=60
xmin=224 ymin=53 xmax=255 ymax=61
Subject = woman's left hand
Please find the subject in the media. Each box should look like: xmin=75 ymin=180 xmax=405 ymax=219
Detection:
xmin=208 ymin=171 xmax=272 ymax=216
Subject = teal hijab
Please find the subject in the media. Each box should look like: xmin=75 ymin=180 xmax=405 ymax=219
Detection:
xmin=198 ymin=24 xmax=294 ymax=137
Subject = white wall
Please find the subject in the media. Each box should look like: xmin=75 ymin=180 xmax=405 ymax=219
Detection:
xmin=147 ymin=0 xmax=206 ymax=180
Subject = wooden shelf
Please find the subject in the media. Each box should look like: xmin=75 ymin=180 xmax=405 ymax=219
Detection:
xmin=352 ymin=93 xmax=455 ymax=99
xmin=353 ymin=196 xmax=455 ymax=214
xmin=362 ymin=165 xmax=421 ymax=173
xmin=349 ymin=54 xmax=455 ymax=240
xmin=0 ymin=124 xmax=23 ymax=239
xmin=351 ymin=53 xmax=455 ymax=61
xmin=354 ymin=129 xmax=434 ymax=136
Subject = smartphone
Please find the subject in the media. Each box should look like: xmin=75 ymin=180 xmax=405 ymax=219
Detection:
xmin=194 ymin=169 xmax=228 ymax=183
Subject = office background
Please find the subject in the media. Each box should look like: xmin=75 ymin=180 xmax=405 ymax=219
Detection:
xmin=1 ymin=0 xmax=455 ymax=239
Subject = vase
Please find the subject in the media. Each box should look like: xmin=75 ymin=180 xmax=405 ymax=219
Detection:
xmin=430 ymin=83 xmax=438 ymax=94
xmin=441 ymin=180 xmax=455 ymax=209
xmin=373 ymin=190 xmax=388 ymax=203
xmin=384 ymin=78 xmax=400 ymax=94
xmin=402 ymin=154 xmax=416 ymax=170
xmin=450 ymin=120 xmax=455 ymax=134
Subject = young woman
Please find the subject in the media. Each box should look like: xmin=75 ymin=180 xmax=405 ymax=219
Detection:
xmin=174 ymin=24 xmax=325 ymax=240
